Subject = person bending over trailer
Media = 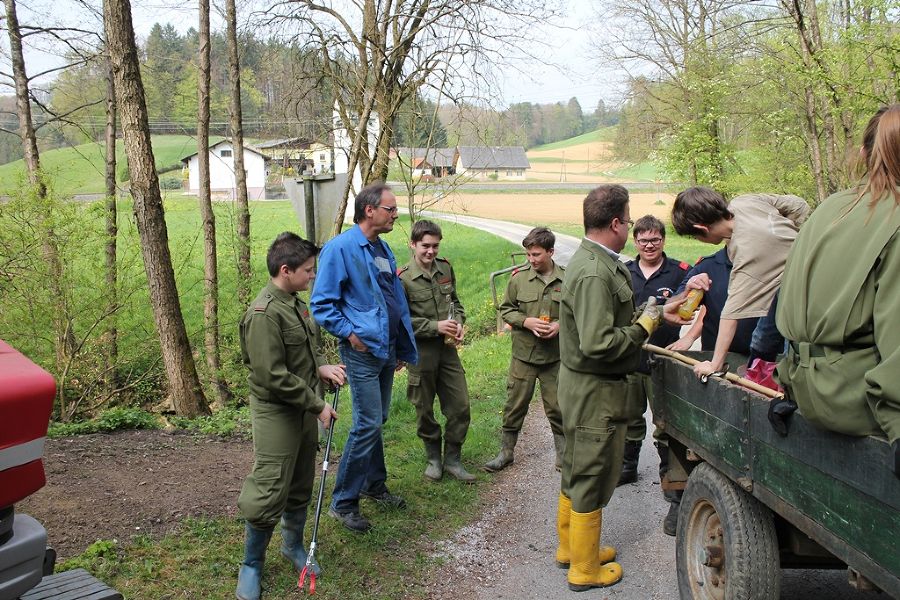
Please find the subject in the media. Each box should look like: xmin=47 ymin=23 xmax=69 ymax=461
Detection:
xmin=236 ymin=233 xmax=345 ymax=600
xmin=777 ymin=104 xmax=900 ymax=477
xmin=670 ymin=187 xmax=809 ymax=380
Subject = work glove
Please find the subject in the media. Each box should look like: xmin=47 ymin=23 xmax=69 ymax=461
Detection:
xmin=767 ymin=392 xmax=798 ymax=437
xmin=635 ymin=296 xmax=663 ymax=336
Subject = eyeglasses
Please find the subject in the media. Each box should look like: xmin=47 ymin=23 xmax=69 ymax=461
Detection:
xmin=636 ymin=237 xmax=663 ymax=247
xmin=619 ymin=218 xmax=634 ymax=230
xmin=378 ymin=205 xmax=399 ymax=215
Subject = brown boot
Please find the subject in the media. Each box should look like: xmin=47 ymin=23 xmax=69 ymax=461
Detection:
xmin=483 ymin=431 xmax=517 ymax=472
xmin=567 ymin=508 xmax=623 ymax=591
xmin=555 ymin=493 xmax=616 ymax=569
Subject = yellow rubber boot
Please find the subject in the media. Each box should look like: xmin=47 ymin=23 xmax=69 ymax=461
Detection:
xmin=555 ymin=494 xmax=616 ymax=569
xmin=567 ymin=508 xmax=623 ymax=591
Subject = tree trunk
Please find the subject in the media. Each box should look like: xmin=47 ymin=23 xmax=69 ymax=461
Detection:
xmin=197 ymin=0 xmax=230 ymax=408
xmin=4 ymin=0 xmax=75 ymax=383
xmin=104 ymin=0 xmax=210 ymax=417
xmin=226 ymin=0 xmax=251 ymax=306
xmin=104 ymin=56 xmax=119 ymax=393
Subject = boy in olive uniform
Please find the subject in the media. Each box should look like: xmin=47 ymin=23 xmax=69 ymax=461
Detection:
xmin=485 ymin=227 xmax=566 ymax=472
xmin=398 ymin=220 xmax=476 ymax=483
xmin=236 ymin=233 xmax=345 ymax=600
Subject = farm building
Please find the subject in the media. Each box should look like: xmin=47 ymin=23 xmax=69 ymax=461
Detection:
xmin=181 ymin=140 xmax=268 ymax=200
xmin=396 ymin=147 xmax=458 ymax=179
xmin=455 ymin=146 xmax=530 ymax=180
xmin=255 ymin=137 xmax=313 ymax=171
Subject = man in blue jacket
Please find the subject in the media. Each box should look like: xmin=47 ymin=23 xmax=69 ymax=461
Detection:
xmin=311 ymin=182 xmax=418 ymax=533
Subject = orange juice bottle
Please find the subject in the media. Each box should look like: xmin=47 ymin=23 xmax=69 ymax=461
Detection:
xmin=678 ymin=289 xmax=704 ymax=320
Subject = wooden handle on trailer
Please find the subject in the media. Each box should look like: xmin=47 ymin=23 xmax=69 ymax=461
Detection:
xmin=643 ymin=343 xmax=784 ymax=400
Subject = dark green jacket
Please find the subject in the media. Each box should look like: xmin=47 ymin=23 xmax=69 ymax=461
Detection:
xmin=559 ymin=239 xmax=647 ymax=375
xmin=398 ymin=257 xmax=466 ymax=339
xmin=239 ymin=281 xmax=326 ymax=414
xmin=500 ymin=262 xmax=565 ymax=364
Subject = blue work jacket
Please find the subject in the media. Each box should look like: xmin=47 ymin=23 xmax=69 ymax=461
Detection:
xmin=310 ymin=224 xmax=418 ymax=364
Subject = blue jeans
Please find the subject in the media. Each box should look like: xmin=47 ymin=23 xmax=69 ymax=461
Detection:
xmin=750 ymin=290 xmax=785 ymax=363
xmin=331 ymin=343 xmax=397 ymax=513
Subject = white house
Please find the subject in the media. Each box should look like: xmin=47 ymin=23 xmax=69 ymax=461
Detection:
xmin=333 ymin=103 xmax=381 ymax=197
xmin=181 ymin=140 xmax=268 ymax=200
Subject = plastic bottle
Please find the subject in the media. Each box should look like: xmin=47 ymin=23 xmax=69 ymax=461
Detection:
xmin=678 ymin=289 xmax=704 ymax=320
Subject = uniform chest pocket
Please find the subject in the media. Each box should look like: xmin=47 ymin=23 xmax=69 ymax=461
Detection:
xmin=614 ymin=283 xmax=634 ymax=307
xmin=516 ymin=291 xmax=539 ymax=304
xmin=283 ymin=324 xmax=308 ymax=345
xmin=408 ymin=288 xmax=435 ymax=303
xmin=438 ymin=283 xmax=454 ymax=296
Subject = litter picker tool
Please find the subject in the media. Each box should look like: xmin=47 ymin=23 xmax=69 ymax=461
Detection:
xmin=298 ymin=385 xmax=340 ymax=595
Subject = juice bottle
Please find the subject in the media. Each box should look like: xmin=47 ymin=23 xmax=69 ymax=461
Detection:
xmin=678 ymin=289 xmax=704 ymax=320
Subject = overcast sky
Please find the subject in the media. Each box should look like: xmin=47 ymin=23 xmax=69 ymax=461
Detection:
xmin=3 ymin=0 xmax=624 ymax=111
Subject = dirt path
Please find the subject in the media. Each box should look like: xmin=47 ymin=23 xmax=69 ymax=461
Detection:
xmin=18 ymin=430 xmax=252 ymax=559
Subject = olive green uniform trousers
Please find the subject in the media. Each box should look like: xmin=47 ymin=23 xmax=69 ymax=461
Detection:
xmin=238 ymin=396 xmax=318 ymax=529
xmin=407 ymin=338 xmax=470 ymax=445
xmin=502 ymin=357 xmax=562 ymax=436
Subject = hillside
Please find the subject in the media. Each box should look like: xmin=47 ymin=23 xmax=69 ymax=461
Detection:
xmin=0 ymin=135 xmax=220 ymax=196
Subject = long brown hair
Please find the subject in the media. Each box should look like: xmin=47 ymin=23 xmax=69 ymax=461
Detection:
xmin=857 ymin=104 xmax=900 ymax=210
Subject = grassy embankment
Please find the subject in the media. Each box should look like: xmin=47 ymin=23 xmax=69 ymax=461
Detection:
xmin=44 ymin=198 xmax=521 ymax=599
xmin=0 ymin=135 xmax=219 ymax=195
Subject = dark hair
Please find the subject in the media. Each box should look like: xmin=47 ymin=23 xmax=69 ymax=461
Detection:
xmin=353 ymin=182 xmax=392 ymax=224
xmin=522 ymin=226 xmax=555 ymax=251
xmin=584 ymin=185 xmax=629 ymax=231
xmin=856 ymin=104 xmax=900 ymax=210
xmin=671 ymin=186 xmax=733 ymax=236
xmin=633 ymin=215 xmax=666 ymax=239
xmin=410 ymin=219 xmax=442 ymax=242
xmin=266 ymin=232 xmax=319 ymax=277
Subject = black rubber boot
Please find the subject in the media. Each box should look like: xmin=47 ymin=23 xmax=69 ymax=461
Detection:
xmin=236 ymin=523 xmax=273 ymax=600
xmin=280 ymin=511 xmax=319 ymax=575
xmin=483 ymin=431 xmax=517 ymax=472
xmin=423 ymin=440 xmax=443 ymax=481
xmin=663 ymin=493 xmax=681 ymax=536
xmin=444 ymin=442 xmax=477 ymax=483
xmin=617 ymin=440 xmax=641 ymax=486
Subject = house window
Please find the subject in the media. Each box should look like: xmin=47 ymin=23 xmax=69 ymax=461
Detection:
xmin=506 ymin=170 xmax=513 ymax=176
xmin=320 ymin=153 xmax=326 ymax=161
xmin=220 ymin=149 xmax=232 ymax=158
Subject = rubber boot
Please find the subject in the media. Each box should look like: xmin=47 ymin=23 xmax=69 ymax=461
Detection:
xmin=567 ymin=508 xmax=623 ymax=591
xmin=657 ymin=443 xmax=681 ymax=536
xmin=236 ymin=523 xmax=273 ymax=600
xmin=280 ymin=511 xmax=320 ymax=576
xmin=617 ymin=440 xmax=641 ymax=486
xmin=443 ymin=442 xmax=476 ymax=483
xmin=423 ymin=440 xmax=443 ymax=481
xmin=552 ymin=433 xmax=566 ymax=472
xmin=555 ymin=493 xmax=616 ymax=569
xmin=483 ymin=431 xmax=517 ymax=472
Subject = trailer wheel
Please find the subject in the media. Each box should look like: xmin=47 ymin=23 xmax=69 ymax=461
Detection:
xmin=676 ymin=463 xmax=780 ymax=600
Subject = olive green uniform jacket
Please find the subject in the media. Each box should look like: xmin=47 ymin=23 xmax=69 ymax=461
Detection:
xmin=777 ymin=187 xmax=900 ymax=444
xmin=498 ymin=263 xmax=565 ymax=435
xmin=558 ymin=239 xmax=649 ymax=513
xmin=237 ymin=281 xmax=326 ymax=528
xmin=399 ymin=258 xmax=470 ymax=446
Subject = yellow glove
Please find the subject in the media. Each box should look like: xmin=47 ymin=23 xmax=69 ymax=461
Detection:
xmin=635 ymin=296 xmax=663 ymax=336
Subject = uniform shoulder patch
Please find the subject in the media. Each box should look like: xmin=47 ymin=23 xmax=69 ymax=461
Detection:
xmin=397 ymin=265 xmax=410 ymax=276
xmin=252 ymin=294 xmax=273 ymax=312
xmin=437 ymin=256 xmax=451 ymax=265
xmin=695 ymin=256 xmax=705 ymax=265
xmin=679 ymin=261 xmax=690 ymax=270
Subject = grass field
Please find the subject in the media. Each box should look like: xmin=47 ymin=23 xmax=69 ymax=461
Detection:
xmin=528 ymin=127 xmax=616 ymax=152
xmin=15 ymin=198 xmax=523 ymax=599
xmin=0 ymin=135 xmax=219 ymax=195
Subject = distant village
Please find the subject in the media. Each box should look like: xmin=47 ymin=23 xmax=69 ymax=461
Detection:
xmin=181 ymin=138 xmax=531 ymax=200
